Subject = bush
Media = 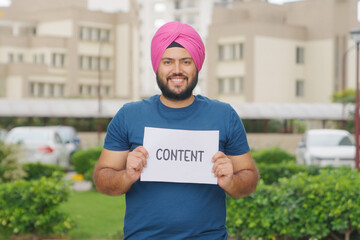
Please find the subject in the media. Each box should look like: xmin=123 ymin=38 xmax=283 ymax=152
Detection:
xmin=252 ymin=147 xmax=296 ymax=164
xmin=226 ymin=167 xmax=360 ymax=240
xmin=257 ymin=162 xmax=332 ymax=185
xmin=0 ymin=142 xmax=26 ymax=183
xmin=71 ymin=147 xmax=101 ymax=175
xmin=22 ymin=163 xmax=65 ymax=181
xmin=0 ymin=173 xmax=75 ymax=239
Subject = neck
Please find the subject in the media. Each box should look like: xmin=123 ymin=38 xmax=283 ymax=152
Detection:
xmin=160 ymin=95 xmax=195 ymax=108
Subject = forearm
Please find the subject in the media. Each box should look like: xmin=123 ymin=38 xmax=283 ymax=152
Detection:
xmin=224 ymin=168 xmax=259 ymax=199
xmin=93 ymin=167 xmax=134 ymax=196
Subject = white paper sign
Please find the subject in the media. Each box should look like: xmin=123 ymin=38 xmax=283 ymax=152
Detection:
xmin=141 ymin=127 xmax=219 ymax=184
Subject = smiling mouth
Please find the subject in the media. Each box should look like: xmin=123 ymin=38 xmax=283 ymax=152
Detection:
xmin=167 ymin=75 xmax=188 ymax=84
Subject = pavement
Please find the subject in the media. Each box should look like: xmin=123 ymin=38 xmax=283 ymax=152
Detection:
xmin=64 ymin=171 xmax=92 ymax=192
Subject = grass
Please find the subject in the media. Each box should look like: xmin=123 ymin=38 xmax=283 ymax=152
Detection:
xmin=60 ymin=190 xmax=126 ymax=239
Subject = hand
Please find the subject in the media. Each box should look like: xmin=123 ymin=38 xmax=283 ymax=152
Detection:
xmin=212 ymin=151 xmax=234 ymax=190
xmin=126 ymin=146 xmax=148 ymax=184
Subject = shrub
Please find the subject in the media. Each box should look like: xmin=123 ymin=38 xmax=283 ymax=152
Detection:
xmin=226 ymin=167 xmax=360 ymax=240
xmin=252 ymin=147 xmax=296 ymax=164
xmin=0 ymin=173 xmax=75 ymax=239
xmin=257 ymin=162 xmax=331 ymax=185
xmin=71 ymin=147 xmax=101 ymax=175
xmin=0 ymin=142 xmax=26 ymax=183
xmin=22 ymin=163 xmax=65 ymax=181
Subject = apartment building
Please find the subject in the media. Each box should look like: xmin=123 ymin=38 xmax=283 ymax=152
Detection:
xmin=137 ymin=0 xmax=216 ymax=97
xmin=0 ymin=0 xmax=140 ymax=100
xmin=207 ymin=0 xmax=360 ymax=103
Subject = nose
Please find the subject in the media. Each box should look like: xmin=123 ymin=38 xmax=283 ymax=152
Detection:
xmin=173 ymin=61 xmax=182 ymax=74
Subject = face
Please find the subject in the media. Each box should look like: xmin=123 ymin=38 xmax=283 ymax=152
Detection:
xmin=156 ymin=47 xmax=198 ymax=101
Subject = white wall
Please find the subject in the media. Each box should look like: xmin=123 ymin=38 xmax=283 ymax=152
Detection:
xmin=254 ymin=36 xmax=333 ymax=103
xmin=304 ymin=39 xmax=334 ymax=102
xmin=115 ymin=24 xmax=130 ymax=98
xmin=6 ymin=76 xmax=23 ymax=99
xmin=37 ymin=20 xmax=74 ymax=38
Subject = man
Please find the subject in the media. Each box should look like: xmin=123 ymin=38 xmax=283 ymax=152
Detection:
xmin=93 ymin=21 xmax=259 ymax=240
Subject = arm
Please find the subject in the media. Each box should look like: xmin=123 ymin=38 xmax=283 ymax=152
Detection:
xmin=93 ymin=146 xmax=148 ymax=196
xmin=212 ymin=151 xmax=259 ymax=198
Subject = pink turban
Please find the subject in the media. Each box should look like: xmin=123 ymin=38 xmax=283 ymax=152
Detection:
xmin=151 ymin=21 xmax=205 ymax=73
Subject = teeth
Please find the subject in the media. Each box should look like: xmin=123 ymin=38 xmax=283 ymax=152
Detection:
xmin=171 ymin=79 xmax=184 ymax=82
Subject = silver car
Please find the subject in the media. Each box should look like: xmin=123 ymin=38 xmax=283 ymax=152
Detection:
xmin=5 ymin=126 xmax=70 ymax=168
xmin=295 ymin=129 xmax=355 ymax=168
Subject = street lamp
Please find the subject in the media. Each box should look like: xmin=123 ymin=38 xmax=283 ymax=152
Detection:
xmin=350 ymin=28 xmax=360 ymax=170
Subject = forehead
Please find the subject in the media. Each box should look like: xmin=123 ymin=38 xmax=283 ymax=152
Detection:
xmin=161 ymin=47 xmax=192 ymax=59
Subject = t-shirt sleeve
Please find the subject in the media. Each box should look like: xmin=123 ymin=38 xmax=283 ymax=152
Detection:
xmin=224 ymin=106 xmax=250 ymax=156
xmin=103 ymin=107 xmax=130 ymax=151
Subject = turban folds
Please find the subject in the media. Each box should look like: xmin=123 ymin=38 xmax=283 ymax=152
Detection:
xmin=151 ymin=21 xmax=205 ymax=73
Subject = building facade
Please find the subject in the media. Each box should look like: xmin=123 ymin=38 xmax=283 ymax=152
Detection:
xmin=207 ymin=0 xmax=360 ymax=103
xmin=0 ymin=0 xmax=140 ymax=100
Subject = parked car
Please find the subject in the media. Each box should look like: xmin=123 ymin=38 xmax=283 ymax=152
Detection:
xmin=295 ymin=129 xmax=355 ymax=168
xmin=46 ymin=126 xmax=81 ymax=155
xmin=4 ymin=126 xmax=70 ymax=168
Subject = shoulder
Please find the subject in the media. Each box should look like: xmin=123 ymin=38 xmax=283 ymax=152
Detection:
xmin=196 ymin=95 xmax=233 ymax=112
xmin=119 ymin=95 xmax=159 ymax=113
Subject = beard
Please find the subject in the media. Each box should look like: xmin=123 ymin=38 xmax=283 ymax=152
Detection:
xmin=156 ymin=71 xmax=198 ymax=101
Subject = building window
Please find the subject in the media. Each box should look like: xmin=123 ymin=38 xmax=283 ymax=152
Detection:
xmin=218 ymin=46 xmax=225 ymax=61
xmin=229 ymin=78 xmax=236 ymax=93
xmin=40 ymin=54 xmax=45 ymax=64
xmin=49 ymin=84 xmax=55 ymax=97
xmin=218 ymin=42 xmax=244 ymax=61
xmin=296 ymin=79 xmax=304 ymax=97
xmin=29 ymin=82 xmax=35 ymax=96
xmin=218 ymin=76 xmax=244 ymax=94
xmin=105 ymin=86 xmax=110 ymax=96
xmin=218 ymin=78 xmax=225 ymax=94
xmin=38 ymin=83 xmax=45 ymax=97
xmin=8 ymin=53 xmax=14 ymax=63
xmin=52 ymin=53 xmax=66 ymax=68
xmin=87 ymin=85 xmax=92 ymax=95
xmin=296 ymin=47 xmax=304 ymax=64
xmin=59 ymin=84 xmax=65 ymax=97
xmin=175 ymin=0 xmax=181 ymax=9
xmin=239 ymin=43 xmax=244 ymax=59
xmin=18 ymin=54 xmax=23 ymax=63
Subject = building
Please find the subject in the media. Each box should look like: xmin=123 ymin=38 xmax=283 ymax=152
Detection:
xmin=137 ymin=0 xmax=216 ymax=98
xmin=207 ymin=0 xmax=360 ymax=103
xmin=0 ymin=0 xmax=140 ymax=100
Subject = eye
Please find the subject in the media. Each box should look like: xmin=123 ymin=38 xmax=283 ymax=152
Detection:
xmin=163 ymin=60 xmax=172 ymax=65
xmin=183 ymin=60 xmax=192 ymax=65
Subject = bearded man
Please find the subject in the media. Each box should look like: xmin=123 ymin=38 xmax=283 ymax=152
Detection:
xmin=93 ymin=21 xmax=259 ymax=240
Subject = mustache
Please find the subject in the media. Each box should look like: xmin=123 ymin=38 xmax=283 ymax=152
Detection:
xmin=166 ymin=74 xmax=188 ymax=81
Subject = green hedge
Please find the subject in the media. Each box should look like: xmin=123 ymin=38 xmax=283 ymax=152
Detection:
xmin=257 ymin=162 xmax=333 ymax=185
xmin=71 ymin=147 xmax=101 ymax=175
xmin=226 ymin=168 xmax=360 ymax=240
xmin=22 ymin=163 xmax=65 ymax=181
xmin=252 ymin=147 xmax=296 ymax=164
xmin=0 ymin=173 xmax=75 ymax=239
xmin=0 ymin=142 xmax=26 ymax=183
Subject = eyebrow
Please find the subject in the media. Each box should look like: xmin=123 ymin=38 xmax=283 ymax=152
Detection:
xmin=161 ymin=57 xmax=193 ymax=61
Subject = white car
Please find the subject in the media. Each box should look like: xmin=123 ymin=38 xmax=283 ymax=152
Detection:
xmin=46 ymin=126 xmax=81 ymax=155
xmin=5 ymin=126 xmax=70 ymax=168
xmin=295 ymin=129 xmax=355 ymax=168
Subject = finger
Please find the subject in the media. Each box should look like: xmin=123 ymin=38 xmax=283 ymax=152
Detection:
xmin=212 ymin=151 xmax=227 ymax=162
xmin=133 ymin=146 xmax=149 ymax=158
xmin=212 ymin=158 xmax=231 ymax=172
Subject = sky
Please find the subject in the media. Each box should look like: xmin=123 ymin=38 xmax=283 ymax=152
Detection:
xmin=0 ymin=0 xmax=302 ymax=11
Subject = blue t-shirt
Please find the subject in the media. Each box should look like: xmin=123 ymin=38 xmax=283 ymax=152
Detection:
xmin=104 ymin=95 xmax=250 ymax=240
